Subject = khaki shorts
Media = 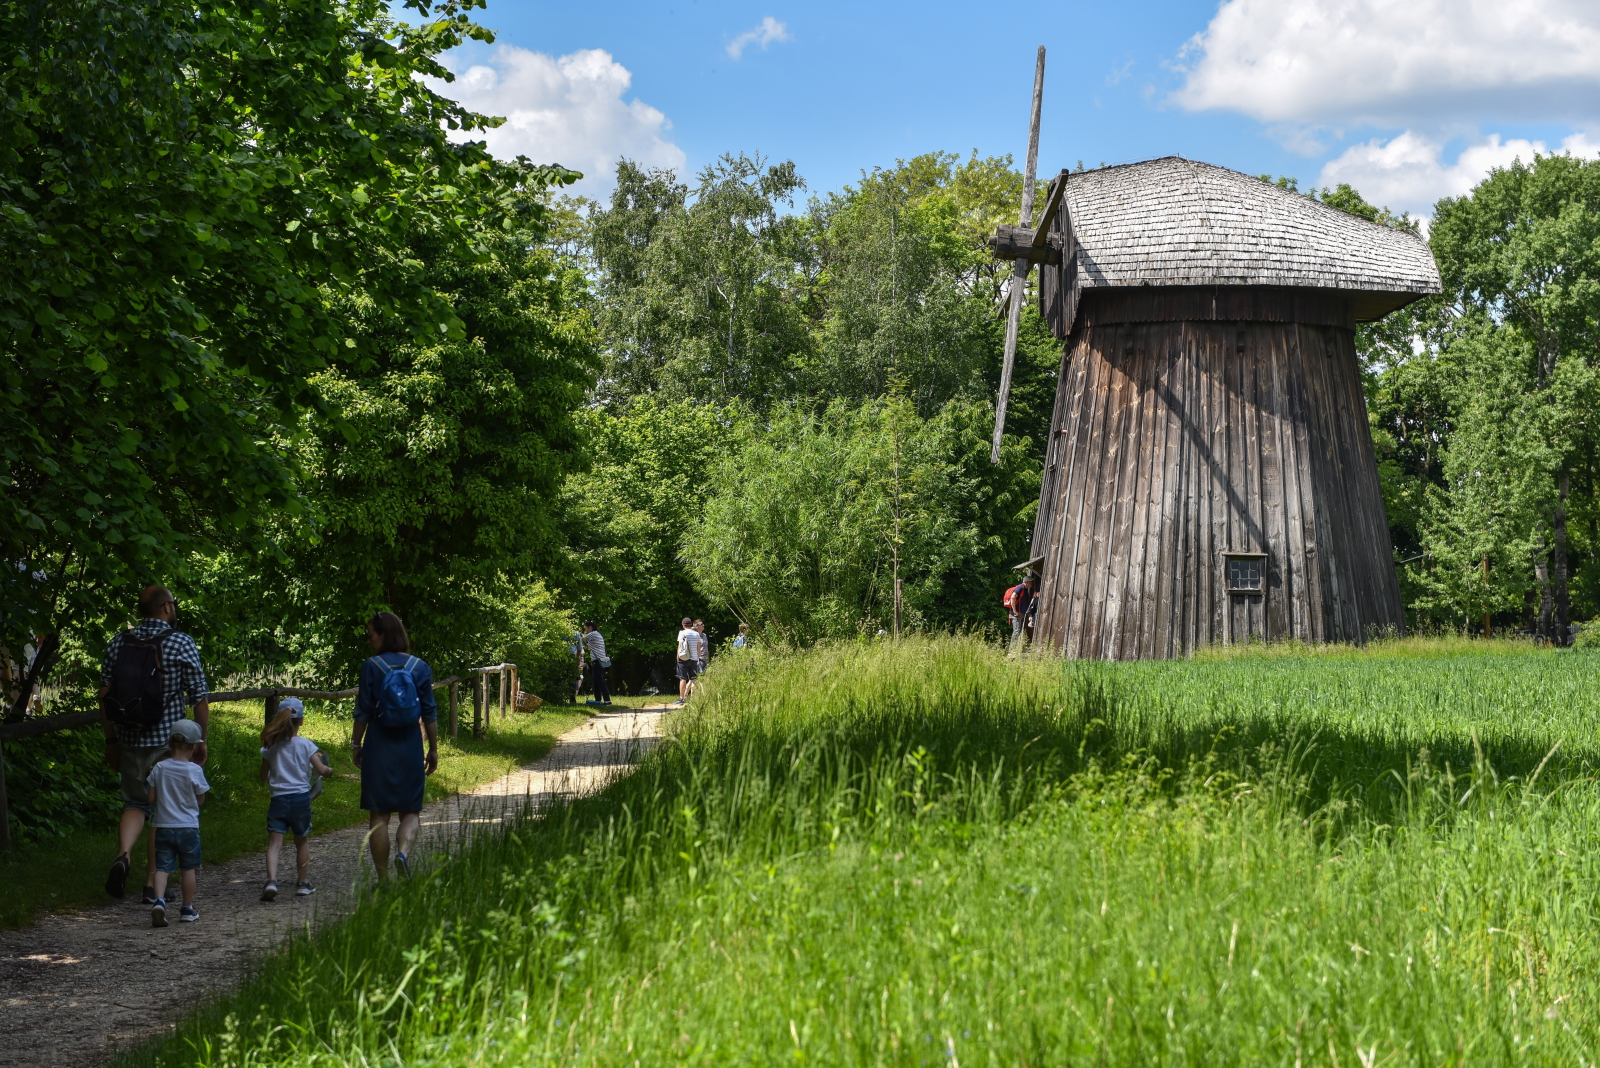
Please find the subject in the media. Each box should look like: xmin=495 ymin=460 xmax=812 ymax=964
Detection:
xmin=119 ymin=744 xmax=169 ymax=816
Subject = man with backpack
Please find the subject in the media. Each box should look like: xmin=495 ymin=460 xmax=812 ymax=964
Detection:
xmin=99 ymin=586 xmax=210 ymax=900
xmin=1005 ymin=573 xmax=1038 ymax=652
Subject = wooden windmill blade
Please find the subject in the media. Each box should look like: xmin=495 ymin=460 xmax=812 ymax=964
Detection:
xmin=989 ymin=45 xmax=1046 ymax=465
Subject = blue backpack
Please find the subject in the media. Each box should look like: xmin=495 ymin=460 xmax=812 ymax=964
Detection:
xmin=373 ymin=655 xmax=421 ymax=728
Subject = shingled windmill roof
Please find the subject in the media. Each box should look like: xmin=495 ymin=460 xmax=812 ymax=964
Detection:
xmin=1058 ymin=157 xmax=1441 ymax=321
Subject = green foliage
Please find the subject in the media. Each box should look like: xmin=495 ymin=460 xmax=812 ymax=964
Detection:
xmin=685 ymin=397 xmax=1038 ymax=641
xmin=167 ymin=181 xmax=595 ymax=688
xmin=124 ymin=637 xmax=1600 ymax=1067
xmin=0 ymin=0 xmax=512 ymax=668
xmin=0 ymin=726 xmax=119 ymax=843
xmin=270 ymin=188 xmax=594 ymax=681
xmin=588 ymin=155 xmax=811 ymax=406
xmin=806 ymin=159 xmax=999 ymax=413
xmin=560 ymin=398 xmax=741 ymax=655
xmin=1361 ymin=155 xmax=1600 ymax=634
xmin=496 ymin=583 xmax=581 ymax=705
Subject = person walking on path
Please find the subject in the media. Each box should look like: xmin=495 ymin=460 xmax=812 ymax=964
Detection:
xmin=731 ymin=623 xmax=752 ymax=650
xmin=99 ymin=585 xmax=210 ymax=901
xmin=258 ymin=697 xmax=333 ymax=901
xmin=674 ymin=617 xmax=701 ymax=706
xmin=581 ymin=621 xmax=612 ymax=707
xmin=1007 ymin=573 xmax=1038 ymax=653
xmin=694 ymin=619 xmax=710 ymax=678
xmin=351 ymin=612 xmax=438 ymax=881
xmin=145 ymin=719 xmax=208 ymax=926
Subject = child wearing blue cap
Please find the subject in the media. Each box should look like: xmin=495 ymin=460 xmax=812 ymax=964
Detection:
xmin=259 ymin=697 xmax=333 ymax=901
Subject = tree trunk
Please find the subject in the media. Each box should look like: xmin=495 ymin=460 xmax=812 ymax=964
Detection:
xmin=6 ymin=632 xmax=61 ymax=722
xmin=1552 ymin=471 xmax=1571 ymax=645
xmin=1534 ymin=543 xmax=1553 ymax=641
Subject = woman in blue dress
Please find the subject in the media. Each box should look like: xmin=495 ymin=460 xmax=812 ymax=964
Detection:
xmin=351 ymin=612 xmax=438 ymax=879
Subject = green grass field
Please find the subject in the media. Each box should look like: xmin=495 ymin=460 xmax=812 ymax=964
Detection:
xmin=3 ymin=698 xmax=589 ymax=929
xmin=121 ymin=637 xmax=1600 ymax=1067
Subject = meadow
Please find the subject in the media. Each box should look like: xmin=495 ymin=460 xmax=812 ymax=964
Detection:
xmin=3 ymin=699 xmax=589 ymax=928
xmin=124 ymin=637 xmax=1600 ymax=1067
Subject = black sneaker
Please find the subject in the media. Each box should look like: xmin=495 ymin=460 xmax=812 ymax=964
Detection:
xmin=260 ymin=881 xmax=278 ymax=902
xmin=150 ymin=898 xmax=167 ymax=928
xmin=141 ymin=885 xmax=157 ymax=905
xmin=179 ymin=904 xmax=198 ymax=922
xmin=105 ymin=854 xmax=130 ymax=899
xmin=294 ymin=881 xmax=315 ymax=897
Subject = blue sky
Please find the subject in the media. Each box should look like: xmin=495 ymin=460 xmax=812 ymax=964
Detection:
xmin=432 ymin=0 xmax=1600 ymax=219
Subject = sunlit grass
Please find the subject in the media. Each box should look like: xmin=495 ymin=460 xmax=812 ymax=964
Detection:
xmin=122 ymin=636 xmax=1600 ymax=1067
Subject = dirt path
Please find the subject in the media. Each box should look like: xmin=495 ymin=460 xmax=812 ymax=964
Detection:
xmin=0 ymin=706 xmax=670 ymax=1067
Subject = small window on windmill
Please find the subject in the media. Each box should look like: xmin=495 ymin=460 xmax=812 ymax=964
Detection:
xmin=1224 ymin=553 xmax=1267 ymax=593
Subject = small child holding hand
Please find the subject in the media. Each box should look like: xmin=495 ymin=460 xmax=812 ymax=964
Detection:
xmin=146 ymin=719 xmax=208 ymax=926
xmin=259 ymin=697 xmax=332 ymax=901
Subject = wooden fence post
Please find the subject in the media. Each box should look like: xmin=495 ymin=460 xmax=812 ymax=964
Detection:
xmin=264 ymin=688 xmax=280 ymax=725
xmin=449 ymin=679 xmax=459 ymax=739
xmin=472 ymin=675 xmax=483 ymax=738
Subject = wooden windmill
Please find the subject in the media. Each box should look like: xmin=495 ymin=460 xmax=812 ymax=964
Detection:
xmin=988 ymin=63 xmax=1441 ymax=658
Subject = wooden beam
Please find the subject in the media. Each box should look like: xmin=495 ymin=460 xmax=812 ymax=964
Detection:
xmin=1030 ymin=172 xmax=1069 ymax=245
xmin=0 ymin=709 xmax=99 ymax=743
xmin=991 ymin=45 xmax=1046 ymax=465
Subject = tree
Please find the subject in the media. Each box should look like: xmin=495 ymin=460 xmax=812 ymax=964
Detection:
xmin=0 ymin=0 xmax=510 ymax=710
xmin=1425 ymin=155 xmax=1600 ymax=639
xmin=558 ymin=398 xmax=741 ymax=660
xmin=588 ymin=155 xmax=812 ymax=407
xmin=233 ymin=182 xmax=595 ymax=683
xmin=684 ymin=397 xmax=1037 ymax=643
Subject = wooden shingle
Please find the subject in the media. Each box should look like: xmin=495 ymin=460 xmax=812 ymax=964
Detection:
xmin=1054 ymin=158 xmax=1441 ymax=322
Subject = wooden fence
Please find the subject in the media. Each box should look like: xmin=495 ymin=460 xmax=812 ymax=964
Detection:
xmin=0 ymin=662 xmax=524 ymax=851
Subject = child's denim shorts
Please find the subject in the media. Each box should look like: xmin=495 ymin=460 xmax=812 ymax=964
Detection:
xmin=154 ymin=826 xmax=202 ymax=873
xmin=267 ymin=791 xmax=313 ymax=837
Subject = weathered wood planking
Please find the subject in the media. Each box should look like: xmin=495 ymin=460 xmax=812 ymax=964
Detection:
xmin=1028 ymin=287 xmax=1404 ymax=658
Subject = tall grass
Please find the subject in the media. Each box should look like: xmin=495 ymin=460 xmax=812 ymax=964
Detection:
xmin=124 ymin=637 xmax=1600 ymax=1067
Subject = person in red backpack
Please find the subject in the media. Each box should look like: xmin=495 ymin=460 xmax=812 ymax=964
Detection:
xmin=99 ymin=586 xmax=210 ymax=902
xmin=1007 ymin=574 xmax=1038 ymax=651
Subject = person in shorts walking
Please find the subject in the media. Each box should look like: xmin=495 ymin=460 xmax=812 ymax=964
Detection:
xmin=259 ymin=697 xmax=333 ymax=901
xmin=146 ymin=719 xmax=209 ymax=925
xmin=674 ymin=617 xmax=701 ymax=705
xmin=99 ymin=586 xmax=210 ymax=902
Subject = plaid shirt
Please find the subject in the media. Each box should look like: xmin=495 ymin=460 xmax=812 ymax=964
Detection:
xmin=100 ymin=619 xmax=209 ymax=747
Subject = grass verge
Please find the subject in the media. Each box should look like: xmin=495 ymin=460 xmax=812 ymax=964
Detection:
xmin=2 ymin=699 xmax=589 ymax=929
xmin=123 ymin=637 xmax=1600 ymax=1066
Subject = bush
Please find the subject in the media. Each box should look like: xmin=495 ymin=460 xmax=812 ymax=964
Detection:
xmin=3 ymin=726 xmax=120 ymax=843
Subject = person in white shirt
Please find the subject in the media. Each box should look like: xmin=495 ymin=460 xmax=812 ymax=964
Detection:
xmin=674 ymin=617 xmax=702 ymax=705
xmin=145 ymin=719 xmax=209 ymax=926
xmin=257 ymin=697 xmax=333 ymax=901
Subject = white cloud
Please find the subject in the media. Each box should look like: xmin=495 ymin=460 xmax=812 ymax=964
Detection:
xmin=726 ymin=17 xmax=791 ymax=60
xmin=1173 ymin=0 xmax=1600 ymax=126
xmin=1318 ymin=130 xmax=1600 ymax=217
xmin=434 ymin=46 xmax=686 ymax=197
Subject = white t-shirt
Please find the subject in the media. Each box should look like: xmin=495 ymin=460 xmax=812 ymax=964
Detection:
xmin=676 ymin=628 xmax=702 ymax=661
xmin=260 ymin=735 xmax=321 ymax=796
xmin=148 ymin=759 xmax=210 ymax=829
